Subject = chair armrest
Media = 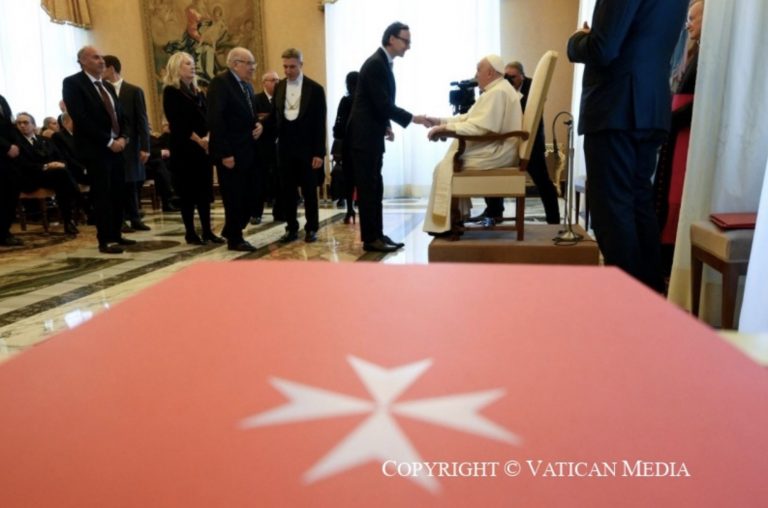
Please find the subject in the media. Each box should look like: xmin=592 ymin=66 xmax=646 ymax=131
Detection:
xmin=429 ymin=130 xmax=530 ymax=143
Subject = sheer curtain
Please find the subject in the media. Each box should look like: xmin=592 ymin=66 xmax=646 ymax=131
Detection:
xmin=0 ymin=0 xmax=89 ymax=121
xmin=325 ymin=0 xmax=500 ymax=197
xmin=667 ymin=0 xmax=768 ymax=329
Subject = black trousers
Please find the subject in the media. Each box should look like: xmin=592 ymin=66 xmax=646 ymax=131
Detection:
xmin=485 ymin=139 xmax=560 ymax=224
xmin=583 ymin=129 xmax=666 ymax=292
xmin=86 ymin=151 xmax=125 ymax=246
xmin=350 ymin=148 xmax=384 ymax=243
xmin=0 ymin=166 xmax=20 ymax=240
xmin=124 ymin=180 xmax=141 ymax=223
xmin=216 ymin=160 xmax=254 ymax=244
xmin=35 ymin=168 xmax=79 ymax=223
xmin=278 ymin=152 xmax=319 ymax=233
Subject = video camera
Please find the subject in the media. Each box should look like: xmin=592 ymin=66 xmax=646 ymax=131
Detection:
xmin=449 ymin=79 xmax=477 ymax=115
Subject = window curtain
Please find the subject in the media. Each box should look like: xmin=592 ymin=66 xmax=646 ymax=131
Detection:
xmin=41 ymin=0 xmax=92 ymax=29
xmin=667 ymin=0 xmax=768 ymax=329
xmin=0 ymin=0 xmax=89 ymax=122
xmin=324 ymin=0 xmax=500 ymax=197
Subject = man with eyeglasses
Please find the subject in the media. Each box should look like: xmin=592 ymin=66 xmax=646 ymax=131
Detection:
xmin=251 ymin=70 xmax=280 ymax=225
xmin=345 ymin=21 xmax=430 ymax=253
xmin=207 ymin=46 xmax=264 ymax=251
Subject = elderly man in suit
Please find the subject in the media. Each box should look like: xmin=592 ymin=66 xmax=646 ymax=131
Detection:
xmin=104 ymin=55 xmax=152 ymax=232
xmin=207 ymin=46 xmax=263 ymax=251
xmin=0 ymin=93 xmax=22 ymax=246
xmin=345 ymin=22 xmax=429 ymax=253
xmin=63 ymin=45 xmax=135 ymax=254
xmin=568 ymin=0 xmax=688 ymax=292
xmin=268 ymin=49 xmax=326 ymax=244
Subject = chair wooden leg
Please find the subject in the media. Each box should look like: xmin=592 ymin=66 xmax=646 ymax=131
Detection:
xmin=516 ymin=196 xmax=525 ymax=241
xmin=39 ymin=198 xmax=50 ymax=234
xmin=721 ymin=264 xmax=740 ymax=329
xmin=690 ymin=248 xmax=703 ymax=318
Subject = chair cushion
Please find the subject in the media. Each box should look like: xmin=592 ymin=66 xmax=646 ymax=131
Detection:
xmin=690 ymin=220 xmax=754 ymax=261
xmin=452 ymin=168 xmax=527 ymax=197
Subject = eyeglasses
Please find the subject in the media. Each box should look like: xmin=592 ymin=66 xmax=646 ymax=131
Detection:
xmin=263 ymin=78 xmax=279 ymax=82
xmin=394 ymin=35 xmax=411 ymax=46
xmin=16 ymin=120 xmax=31 ymax=125
xmin=235 ymin=59 xmax=257 ymax=66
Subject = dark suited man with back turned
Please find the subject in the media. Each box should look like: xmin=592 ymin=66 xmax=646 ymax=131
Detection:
xmin=345 ymin=21 xmax=429 ymax=253
xmin=269 ymin=48 xmax=327 ymax=244
xmin=103 ymin=54 xmax=152 ymax=233
xmin=207 ymin=47 xmax=263 ymax=252
xmin=63 ymin=45 xmax=135 ymax=254
xmin=568 ymin=0 xmax=688 ymax=292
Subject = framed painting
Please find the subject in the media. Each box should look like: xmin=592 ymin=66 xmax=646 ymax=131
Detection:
xmin=139 ymin=0 xmax=266 ymax=126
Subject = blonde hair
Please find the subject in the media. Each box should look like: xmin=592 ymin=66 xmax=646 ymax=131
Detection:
xmin=163 ymin=52 xmax=197 ymax=89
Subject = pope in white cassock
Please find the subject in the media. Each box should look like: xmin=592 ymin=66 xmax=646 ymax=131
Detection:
xmin=422 ymin=54 xmax=522 ymax=234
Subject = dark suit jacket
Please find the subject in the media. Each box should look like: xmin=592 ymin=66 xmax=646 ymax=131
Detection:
xmin=162 ymin=84 xmax=208 ymax=174
xmin=12 ymin=132 xmax=66 ymax=191
xmin=207 ymin=70 xmax=258 ymax=169
xmin=253 ymin=92 xmax=276 ymax=165
xmin=51 ymin=129 xmax=88 ymax=184
xmin=117 ymin=81 xmax=150 ymax=182
xmin=270 ymin=76 xmax=326 ymax=160
xmin=0 ymin=94 xmax=17 ymax=171
xmin=567 ymin=0 xmax=688 ymax=135
xmin=346 ymin=48 xmax=412 ymax=154
xmin=62 ymin=71 xmax=126 ymax=161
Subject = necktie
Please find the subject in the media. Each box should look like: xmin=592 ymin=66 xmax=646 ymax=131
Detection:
xmin=240 ymin=81 xmax=255 ymax=117
xmin=94 ymin=81 xmax=120 ymax=136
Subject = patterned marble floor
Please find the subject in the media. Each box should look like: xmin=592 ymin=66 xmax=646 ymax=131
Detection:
xmin=0 ymin=197 xmax=562 ymax=363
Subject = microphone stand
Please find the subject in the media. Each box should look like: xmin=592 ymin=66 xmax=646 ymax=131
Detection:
xmin=553 ymin=112 xmax=582 ymax=243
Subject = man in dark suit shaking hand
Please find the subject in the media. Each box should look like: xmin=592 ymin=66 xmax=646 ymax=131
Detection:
xmin=568 ymin=0 xmax=688 ymax=292
xmin=207 ymin=47 xmax=263 ymax=252
xmin=63 ymin=46 xmax=134 ymax=254
xmin=346 ymin=21 xmax=429 ymax=253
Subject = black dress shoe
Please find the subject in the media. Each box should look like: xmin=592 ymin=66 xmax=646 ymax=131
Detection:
xmin=228 ymin=241 xmax=256 ymax=252
xmin=185 ymin=233 xmax=204 ymax=245
xmin=279 ymin=231 xmax=299 ymax=243
xmin=1 ymin=235 xmax=23 ymax=247
xmin=162 ymin=204 xmax=180 ymax=212
xmin=304 ymin=230 xmax=318 ymax=243
xmin=250 ymin=216 xmax=262 ymax=225
xmin=115 ymin=237 xmax=137 ymax=245
xmin=98 ymin=244 xmax=124 ymax=254
xmin=382 ymin=235 xmax=404 ymax=248
xmin=131 ymin=221 xmax=151 ymax=231
xmin=121 ymin=223 xmax=135 ymax=233
xmin=202 ymin=232 xmax=225 ymax=244
xmin=363 ymin=239 xmax=398 ymax=253
xmin=64 ymin=221 xmax=79 ymax=235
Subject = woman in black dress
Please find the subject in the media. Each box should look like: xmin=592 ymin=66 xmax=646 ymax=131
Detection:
xmin=331 ymin=71 xmax=359 ymax=224
xmin=162 ymin=51 xmax=223 ymax=244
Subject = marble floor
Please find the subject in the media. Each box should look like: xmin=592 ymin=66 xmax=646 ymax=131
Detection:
xmin=0 ymin=196 xmax=562 ymax=363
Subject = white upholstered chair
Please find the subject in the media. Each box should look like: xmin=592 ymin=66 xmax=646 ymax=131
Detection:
xmin=437 ymin=50 xmax=559 ymax=240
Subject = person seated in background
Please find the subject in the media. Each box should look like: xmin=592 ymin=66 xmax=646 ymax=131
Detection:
xmin=50 ymin=112 xmax=92 ymax=223
xmin=421 ymin=55 xmax=522 ymax=235
xmin=13 ymin=112 xmax=80 ymax=235
xmin=40 ymin=116 xmax=60 ymax=138
xmin=147 ymin=122 xmax=180 ymax=212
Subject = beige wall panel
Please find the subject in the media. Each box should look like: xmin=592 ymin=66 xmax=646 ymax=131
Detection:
xmin=262 ymin=0 xmax=326 ymax=88
xmin=88 ymin=0 xmax=152 ymax=117
xmin=501 ymin=0 xmax=579 ymax=144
